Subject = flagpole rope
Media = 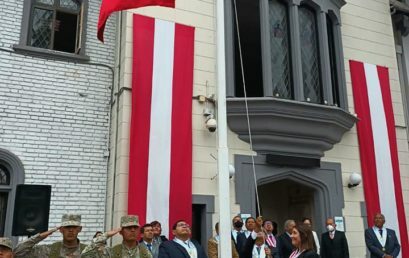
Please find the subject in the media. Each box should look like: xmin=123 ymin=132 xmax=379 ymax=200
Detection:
xmin=232 ymin=0 xmax=261 ymax=216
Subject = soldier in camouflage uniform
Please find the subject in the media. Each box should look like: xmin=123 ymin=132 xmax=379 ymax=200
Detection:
xmin=81 ymin=215 xmax=152 ymax=258
xmin=0 ymin=237 xmax=14 ymax=258
xmin=14 ymin=214 xmax=86 ymax=258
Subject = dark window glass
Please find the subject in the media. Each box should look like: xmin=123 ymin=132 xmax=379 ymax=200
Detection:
xmin=234 ymin=0 xmax=264 ymax=97
xmin=29 ymin=0 xmax=82 ymax=53
xmin=54 ymin=11 xmax=78 ymax=52
xmin=0 ymin=192 xmax=8 ymax=236
xmin=299 ymin=6 xmax=322 ymax=103
xmin=0 ymin=166 xmax=10 ymax=185
xmin=327 ymin=15 xmax=340 ymax=106
xmin=269 ymin=0 xmax=292 ymax=99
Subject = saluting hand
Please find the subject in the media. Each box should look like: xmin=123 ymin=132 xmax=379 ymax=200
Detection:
xmin=40 ymin=227 xmax=60 ymax=239
xmin=106 ymin=227 xmax=122 ymax=238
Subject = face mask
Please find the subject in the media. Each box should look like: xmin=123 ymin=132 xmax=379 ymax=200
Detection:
xmin=326 ymin=225 xmax=335 ymax=232
xmin=234 ymin=221 xmax=244 ymax=228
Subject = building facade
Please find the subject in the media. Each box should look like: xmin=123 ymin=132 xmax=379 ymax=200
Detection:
xmin=0 ymin=0 xmax=116 ymax=242
xmin=1 ymin=0 xmax=409 ymax=257
xmin=107 ymin=0 xmax=409 ymax=257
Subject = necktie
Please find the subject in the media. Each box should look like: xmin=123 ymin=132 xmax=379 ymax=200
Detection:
xmin=147 ymin=243 xmax=152 ymax=252
xmin=256 ymin=246 xmax=261 ymax=255
xmin=379 ymin=229 xmax=383 ymax=237
xmin=330 ymin=232 xmax=334 ymax=239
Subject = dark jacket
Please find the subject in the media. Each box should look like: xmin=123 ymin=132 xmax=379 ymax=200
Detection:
xmin=277 ymin=233 xmax=293 ymax=258
xmin=158 ymin=239 xmax=207 ymax=258
xmin=234 ymin=231 xmax=247 ymax=256
xmin=298 ymin=249 xmax=319 ymax=258
xmin=320 ymin=230 xmax=349 ymax=258
xmin=365 ymin=228 xmax=400 ymax=258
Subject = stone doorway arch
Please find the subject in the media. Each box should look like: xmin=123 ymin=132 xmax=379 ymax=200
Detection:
xmin=234 ymin=154 xmax=344 ymax=235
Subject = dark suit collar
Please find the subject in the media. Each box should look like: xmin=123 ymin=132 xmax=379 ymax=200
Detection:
xmin=368 ymin=228 xmax=383 ymax=248
xmin=171 ymin=240 xmax=191 ymax=258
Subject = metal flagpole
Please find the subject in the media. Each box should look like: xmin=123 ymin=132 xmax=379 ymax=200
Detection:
xmin=216 ymin=0 xmax=232 ymax=257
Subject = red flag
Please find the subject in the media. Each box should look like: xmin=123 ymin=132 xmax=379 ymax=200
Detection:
xmin=97 ymin=0 xmax=175 ymax=42
xmin=128 ymin=14 xmax=195 ymax=238
xmin=350 ymin=60 xmax=409 ymax=257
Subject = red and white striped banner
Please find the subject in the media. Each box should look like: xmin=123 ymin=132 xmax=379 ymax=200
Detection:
xmin=128 ymin=14 xmax=195 ymax=237
xmin=350 ymin=60 xmax=408 ymax=257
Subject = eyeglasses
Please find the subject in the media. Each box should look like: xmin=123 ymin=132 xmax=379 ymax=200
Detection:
xmin=177 ymin=223 xmax=190 ymax=228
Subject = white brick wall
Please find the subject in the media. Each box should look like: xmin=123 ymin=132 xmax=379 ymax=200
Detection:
xmin=0 ymin=0 xmax=116 ymax=243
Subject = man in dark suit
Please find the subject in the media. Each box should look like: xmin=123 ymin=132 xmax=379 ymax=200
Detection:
xmin=231 ymin=215 xmax=245 ymax=255
xmin=365 ymin=213 xmax=400 ymax=258
xmin=158 ymin=220 xmax=207 ymax=258
xmin=277 ymin=219 xmax=295 ymax=258
xmin=236 ymin=216 xmax=256 ymax=255
xmin=320 ymin=217 xmax=349 ymax=258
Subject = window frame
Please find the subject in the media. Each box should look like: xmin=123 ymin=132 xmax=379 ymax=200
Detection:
xmin=230 ymin=0 xmax=348 ymax=109
xmin=0 ymin=149 xmax=25 ymax=238
xmin=15 ymin=0 xmax=89 ymax=61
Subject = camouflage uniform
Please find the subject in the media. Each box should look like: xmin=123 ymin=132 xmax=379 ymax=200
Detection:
xmin=81 ymin=215 xmax=152 ymax=258
xmin=14 ymin=214 xmax=86 ymax=258
xmin=0 ymin=237 xmax=13 ymax=250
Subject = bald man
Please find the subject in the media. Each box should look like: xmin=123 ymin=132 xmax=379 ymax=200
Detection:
xmin=365 ymin=213 xmax=400 ymax=258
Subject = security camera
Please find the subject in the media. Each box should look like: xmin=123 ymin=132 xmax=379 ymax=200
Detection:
xmin=229 ymin=164 xmax=235 ymax=179
xmin=206 ymin=117 xmax=217 ymax=132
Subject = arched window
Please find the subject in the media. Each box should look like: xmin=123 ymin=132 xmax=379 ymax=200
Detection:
xmin=269 ymin=0 xmax=292 ymax=99
xmin=0 ymin=150 xmax=25 ymax=237
xmin=0 ymin=165 xmax=11 ymax=236
xmin=299 ymin=5 xmax=322 ymax=104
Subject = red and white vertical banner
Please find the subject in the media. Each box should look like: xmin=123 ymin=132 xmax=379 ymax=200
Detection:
xmin=350 ymin=60 xmax=409 ymax=257
xmin=128 ymin=14 xmax=195 ymax=238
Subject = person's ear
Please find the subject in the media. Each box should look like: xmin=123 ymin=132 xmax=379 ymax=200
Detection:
xmin=78 ymin=226 xmax=83 ymax=233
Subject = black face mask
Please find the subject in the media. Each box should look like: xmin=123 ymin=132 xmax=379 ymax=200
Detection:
xmin=234 ymin=221 xmax=243 ymax=228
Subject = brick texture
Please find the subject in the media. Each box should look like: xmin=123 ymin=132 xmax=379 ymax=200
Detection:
xmin=0 ymin=0 xmax=116 ymax=243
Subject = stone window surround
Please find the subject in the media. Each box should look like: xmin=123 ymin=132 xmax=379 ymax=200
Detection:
xmin=227 ymin=0 xmax=347 ymax=108
xmin=0 ymin=149 xmax=25 ymax=238
xmin=14 ymin=0 xmax=90 ymax=62
xmin=225 ymin=0 xmax=357 ymax=159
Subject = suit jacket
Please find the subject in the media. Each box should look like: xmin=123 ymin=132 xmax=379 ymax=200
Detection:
xmin=277 ymin=233 xmax=293 ymax=258
xmin=235 ymin=232 xmax=247 ymax=256
xmin=365 ymin=228 xmax=400 ymax=258
xmin=320 ymin=230 xmax=349 ymax=258
xmin=241 ymin=235 xmax=280 ymax=258
xmin=297 ymin=250 xmax=319 ymax=258
xmin=208 ymin=236 xmax=239 ymax=258
xmin=139 ymin=240 xmax=159 ymax=258
xmin=158 ymin=239 xmax=207 ymax=258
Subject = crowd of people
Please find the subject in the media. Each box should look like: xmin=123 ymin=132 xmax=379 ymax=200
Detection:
xmin=0 ymin=212 xmax=401 ymax=258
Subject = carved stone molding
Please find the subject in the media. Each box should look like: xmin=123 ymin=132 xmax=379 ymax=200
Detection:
xmin=227 ymin=98 xmax=357 ymax=159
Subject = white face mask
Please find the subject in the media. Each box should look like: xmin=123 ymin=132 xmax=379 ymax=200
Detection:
xmin=326 ymin=225 xmax=335 ymax=232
